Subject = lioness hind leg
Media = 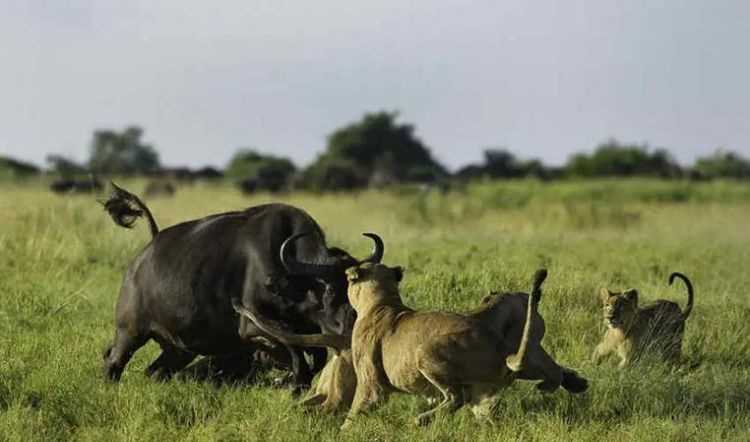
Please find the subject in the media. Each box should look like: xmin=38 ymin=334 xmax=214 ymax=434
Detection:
xmin=467 ymin=384 xmax=500 ymax=423
xmin=414 ymin=368 xmax=464 ymax=426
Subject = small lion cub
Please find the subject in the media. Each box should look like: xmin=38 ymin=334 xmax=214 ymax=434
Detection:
xmin=592 ymin=272 xmax=694 ymax=368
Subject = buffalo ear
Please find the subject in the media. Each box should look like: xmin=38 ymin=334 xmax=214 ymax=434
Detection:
xmin=623 ymin=289 xmax=639 ymax=305
xmin=345 ymin=267 xmax=361 ymax=282
xmin=392 ymin=266 xmax=404 ymax=282
xmin=599 ymin=288 xmax=613 ymax=303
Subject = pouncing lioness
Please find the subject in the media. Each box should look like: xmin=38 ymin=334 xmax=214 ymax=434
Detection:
xmin=592 ymin=272 xmax=694 ymax=368
xmin=236 ymin=264 xmax=587 ymax=427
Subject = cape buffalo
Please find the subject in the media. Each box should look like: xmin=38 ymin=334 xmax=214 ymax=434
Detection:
xmin=101 ymin=183 xmax=383 ymax=388
xmin=50 ymin=177 xmax=103 ymax=194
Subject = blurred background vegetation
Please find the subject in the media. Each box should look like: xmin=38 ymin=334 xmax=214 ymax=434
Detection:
xmin=2 ymin=110 xmax=749 ymax=192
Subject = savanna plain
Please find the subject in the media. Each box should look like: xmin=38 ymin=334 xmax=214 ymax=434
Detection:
xmin=1 ymin=179 xmax=749 ymax=441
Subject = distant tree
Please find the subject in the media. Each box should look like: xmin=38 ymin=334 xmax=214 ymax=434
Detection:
xmin=455 ymin=148 xmax=547 ymax=180
xmin=88 ymin=126 xmax=160 ymax=174
xmin=566 ymin=139 xmax=681 ymax=178
xmin=0 ymin=156 xmax=40 ymax=180
xmin=300 ymin=157 xmax=366 ymax=192
xmin=303 ymin=111 xmax=446 ymax=190
xmin=226 ymin=149 xmax=296 ymax=192
xmin=46 ymin=154 xmax=87 ymax=178
xmin=693 ymin=149 xmax=750 ymax=179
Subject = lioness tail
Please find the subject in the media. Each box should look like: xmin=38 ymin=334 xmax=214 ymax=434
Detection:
xmin=231 ymin=298 xmax=350 ymax=351
xmin=101 ymin=182 xmax=159 ymax=238
xmin=506 ymin=268 xmax=547 ymax=372
xmin=669 ymin=272 xmax=694 ymax=319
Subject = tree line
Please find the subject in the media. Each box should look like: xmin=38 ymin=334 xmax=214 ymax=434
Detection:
xmin=2 ymin=111 xmax=749 ymax=190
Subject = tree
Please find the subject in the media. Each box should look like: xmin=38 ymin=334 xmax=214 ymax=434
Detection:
xmin=226 ymin=149 xmax=296 ymax=192
xmin=303 ymin=111 xmax=446 ymax=190
xmin=88 ymin=126 xmax=160 ymax=174
xmin=46 ymin=154 xmax=87 ymax=178
xmin=0 ymin=156 xmax=40 ymax=180
xmin=693 ymin=149 xmax=750 ymax=179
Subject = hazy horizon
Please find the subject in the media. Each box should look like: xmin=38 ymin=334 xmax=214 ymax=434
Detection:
xmin=2 ymin=1 xmax=749 ymax=171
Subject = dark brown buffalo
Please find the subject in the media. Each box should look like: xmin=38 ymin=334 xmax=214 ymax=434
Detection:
xmin=101 ymin=183 xmax=383 ymax=389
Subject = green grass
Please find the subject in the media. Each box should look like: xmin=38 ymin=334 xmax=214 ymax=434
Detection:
xmin=1 ymin=179 xmax=749 ymax=441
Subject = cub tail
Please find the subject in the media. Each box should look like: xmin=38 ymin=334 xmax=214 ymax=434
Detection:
xmin=669 ymin=272 xmax=694 ymax=319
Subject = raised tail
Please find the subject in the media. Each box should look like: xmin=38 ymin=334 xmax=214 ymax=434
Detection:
xmin=101 ymin=182 xmax=159 ymax=238
xmin=506 ymin=268 xmax=548 ymax=372
xmin=669 ymin=272 xmax=694 ymax=319
xmin=231 ymin=298 xmax=350 ymax=352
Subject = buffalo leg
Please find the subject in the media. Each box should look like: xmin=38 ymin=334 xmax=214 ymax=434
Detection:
xmin=288 ymin=346 xmax=314 ymax=392
xmin=307 ymin=347 xmax=328 ymax=374
xmin=560 ymin=367 xmax=588 ymax=393
xmin=145 ymin=346 xmax=196 ymax=381
xmin=103 ymin=329 xmax=147 ymax=381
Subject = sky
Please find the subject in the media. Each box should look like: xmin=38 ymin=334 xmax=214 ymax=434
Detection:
xmin=2 ymin=0 xmax=749 ymax=171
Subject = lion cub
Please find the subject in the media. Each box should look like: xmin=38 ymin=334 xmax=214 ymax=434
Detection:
xmin=592 ymin=272 xmax=694 ymax=367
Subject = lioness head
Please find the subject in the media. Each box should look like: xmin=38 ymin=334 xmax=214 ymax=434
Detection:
xmin=345 ymin=262 xmax=404 ymax=313
xmin=600 ymin=288 xmax=639 ymax=327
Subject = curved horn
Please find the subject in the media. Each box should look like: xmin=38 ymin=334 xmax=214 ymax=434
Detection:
xmin=280 ymin=232 xmax=340 ymax=276
xmin=360 ymin=232 xmax=384 ymax=263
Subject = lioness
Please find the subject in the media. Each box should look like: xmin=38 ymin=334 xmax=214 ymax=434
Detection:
xmin=592 ymin=272 xmax=694 ymax=367
xmin=235 ymin=265 xmax=588 ymax=427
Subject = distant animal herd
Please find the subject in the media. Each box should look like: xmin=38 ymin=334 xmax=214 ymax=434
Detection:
xmin=97 ymin=183 xmax=695 ymax=429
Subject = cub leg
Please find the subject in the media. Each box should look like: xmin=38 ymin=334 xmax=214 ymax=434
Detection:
xmin=616 ymin=340 xmax=633 ymax=368
xmin=591 ymin=341 xmax=611 ymax=365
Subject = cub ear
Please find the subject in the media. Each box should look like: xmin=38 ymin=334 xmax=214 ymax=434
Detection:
xmin=599 ymin=288 xmax=613 ymax=302
xmin=345 ymin=267 xmax=362 ymax=282
xmin=623 ymin=289 xmax=639 ymax=304
xmin=392 ymin=266 xmax=404 ymax=282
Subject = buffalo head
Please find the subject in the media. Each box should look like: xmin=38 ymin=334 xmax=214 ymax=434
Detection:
xmin=278 ymin=232 xmax=384 ymax=336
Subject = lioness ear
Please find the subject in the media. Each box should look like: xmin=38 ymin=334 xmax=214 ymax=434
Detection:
xmin=623 ymin=289 xmax=639 ymax=304
xmin=345 ymin=267 xmax=361 ymax=282
xmin=599 ymin=288 xmax=613 ymax=303
xmin=392 ymin=266 xmax=404 ymax=282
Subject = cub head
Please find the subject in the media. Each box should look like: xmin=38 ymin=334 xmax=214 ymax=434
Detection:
xmin=345 ymin=262 xmax=404 ymax=312
xmin=600 ymin=288 xmax=639 ymax=327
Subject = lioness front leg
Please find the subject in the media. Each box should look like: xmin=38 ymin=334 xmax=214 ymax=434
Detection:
xmin=341 ymin=383 xmax=382 ymax=430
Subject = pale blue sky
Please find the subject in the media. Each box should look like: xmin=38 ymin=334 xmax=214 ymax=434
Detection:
xmin=2 ymin=0 xmax=749 ymax=170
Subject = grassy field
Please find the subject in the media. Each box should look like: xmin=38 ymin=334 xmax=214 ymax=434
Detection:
xmin=1 ymin=179 xmax=749 ymax=441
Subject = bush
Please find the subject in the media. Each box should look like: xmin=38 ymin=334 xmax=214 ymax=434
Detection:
xmin=565 ymin=139 xmax=681 ymax=178
xmin=693 ymin=150 xmax=750 ymax=179
xmin=225 ymin=149 xmax=296 ymax=192
xmin=0 ymin=156 xmax=40 ymax=180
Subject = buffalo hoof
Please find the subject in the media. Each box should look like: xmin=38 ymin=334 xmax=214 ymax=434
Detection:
xmin=535 ymin=379 xmax=561 ymax=393
xmin=561 ymin=369 xmax=589 ymax=394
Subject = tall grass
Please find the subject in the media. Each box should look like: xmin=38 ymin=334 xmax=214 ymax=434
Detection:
xmin=1 ymin=179 xmax=749 ymax=441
